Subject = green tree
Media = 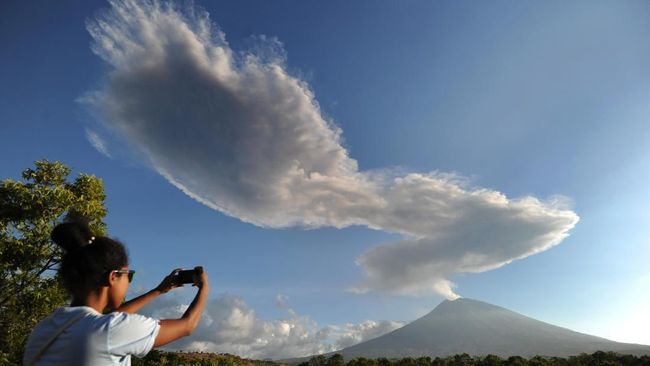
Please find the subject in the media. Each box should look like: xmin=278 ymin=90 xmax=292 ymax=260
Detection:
xmin=504 ymin=356 xmax=527 ymax=366
xmin=450 ymin=354 xmax=475 ymax=366
xmin=527 ymin=356 xmax=550 ymax=366
xmin=376 ymin=357 xmax=392 ymax=366
xmin=310 ymin=355 xmax=328 ymax=366
xmin=547 ymin=357 xmax=567 ymax=366
xmin=416 ymin=356 xmax=432 ymax=366
xmin=394 ymin=357 xmax=416 ymax=366
xmin=432 ymin=357 xmax=449 ymax=366
xmin=327 ymin=354 xmax=345 ymax=366
xmin=0 ymin=160 xmax=108 ymax=365
xmin=479 ymin=355 xmax=503 ymax=366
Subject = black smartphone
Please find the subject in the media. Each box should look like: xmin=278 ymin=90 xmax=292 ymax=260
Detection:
xmin=175 ymin=266 xmax=203 ymax=284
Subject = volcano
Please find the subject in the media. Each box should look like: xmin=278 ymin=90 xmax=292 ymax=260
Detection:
xmin=330 ymin=298 xmax=650 ymax=359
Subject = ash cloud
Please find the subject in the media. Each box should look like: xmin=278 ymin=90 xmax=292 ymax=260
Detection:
xmin=85 ymin=0 xmax=579 ymax=299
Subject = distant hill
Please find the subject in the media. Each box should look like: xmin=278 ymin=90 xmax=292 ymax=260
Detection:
xmin=303 ymin=298 xmax=650 ymax=360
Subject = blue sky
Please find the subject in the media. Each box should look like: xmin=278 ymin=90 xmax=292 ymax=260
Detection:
xmin=2 ymin=0 xmax=650 ymax=358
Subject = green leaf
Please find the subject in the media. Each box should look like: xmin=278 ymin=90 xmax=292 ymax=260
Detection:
xmin=0 ymin=160 xmax=108 ymax=364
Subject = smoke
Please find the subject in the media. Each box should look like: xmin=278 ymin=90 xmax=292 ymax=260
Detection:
xmin=84 ymin=0 xmax=579 ymax=298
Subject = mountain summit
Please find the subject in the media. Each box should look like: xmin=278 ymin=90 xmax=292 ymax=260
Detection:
xmin=332 ymin=298 xmax=650 ymax=359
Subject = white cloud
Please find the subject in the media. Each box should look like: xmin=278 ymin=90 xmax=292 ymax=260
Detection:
xmin=139 ymin=293 xmax=403 ymax=359
xmin=327 ymin=320 xmax=406 ymax=350
xmin=85 ymin=129 xmax=111 ymax=158
xmin=85 ymin=0 xmax=579 ymax=298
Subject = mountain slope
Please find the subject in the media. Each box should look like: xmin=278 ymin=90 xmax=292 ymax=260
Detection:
xmin=333 ymin=298 xmax=650 ymax=359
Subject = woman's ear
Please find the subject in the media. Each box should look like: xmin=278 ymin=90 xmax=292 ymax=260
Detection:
xmin=106 ymin=270 xmax=118 ymax=286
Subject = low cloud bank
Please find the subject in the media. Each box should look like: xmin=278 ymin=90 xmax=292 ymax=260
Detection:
xmin=328 ymin=320 xmax=407 ymax=350
xmin=140 ymin=293 xmax=405 ymax=360
xmin=85 ymin=0 xmax=579 ymax=298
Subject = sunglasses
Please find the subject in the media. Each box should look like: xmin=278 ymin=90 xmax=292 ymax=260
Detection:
xmin=113 ymin=269 xmax=136 ymax=283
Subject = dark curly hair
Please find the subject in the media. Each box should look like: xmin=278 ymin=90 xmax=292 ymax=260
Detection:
xmin=51 ymin=220 xmax=128 ymax=302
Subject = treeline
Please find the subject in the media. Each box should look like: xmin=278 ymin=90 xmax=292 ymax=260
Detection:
xmin=300 ymin=352 xmax=650 ymax=366
xmin=132 ymin=351 xmax=650 ymax=366
xmin=132 ymin=350 xmax=279 ymax=366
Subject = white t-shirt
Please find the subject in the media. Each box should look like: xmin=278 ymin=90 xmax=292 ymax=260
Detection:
xmin=24 ymin=306 xmax=161 ymax=366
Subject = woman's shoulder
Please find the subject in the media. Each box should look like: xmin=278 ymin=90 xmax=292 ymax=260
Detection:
xmin=105 ymin=311 xmax=159 ymax=332
xmin=107 ymin=310 xmax=158 ymax=322
xmin=32 ymin=307 xmax=159 ymax=335
xmin=40 ymin=307 xmax=157 ymax=331
xmin=24 ymin=306 xmax=106 ymax=364
xmin=103 ymin=312 xmax=161 ymax=357
xmin=34 ymin=306 xmax=101 ymax=330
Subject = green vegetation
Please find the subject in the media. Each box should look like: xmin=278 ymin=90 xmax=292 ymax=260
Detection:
xmin=132 ymin=350 xmax=281 ymax=366
xmin=133 ymin=351 xmax=650 ymax=366
xmin=297 ymin=352 xmax=650 ymax=366
xmin=0 ymin=160 xmax=108 ymax=365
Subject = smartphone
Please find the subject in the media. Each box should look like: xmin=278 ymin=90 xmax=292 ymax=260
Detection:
xmin=175 ymin=266 xmax=203 ymax=284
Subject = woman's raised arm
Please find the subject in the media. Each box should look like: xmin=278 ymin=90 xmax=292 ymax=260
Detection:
xmin=118 ymin=269 xmax=182 ymax=314
xmin=154 ymin=270 xmax=209 ymax=347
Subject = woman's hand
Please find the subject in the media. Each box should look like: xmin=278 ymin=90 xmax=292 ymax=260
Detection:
xmin=156 ymin=268 xmax=183 ymax=294
xmin=192 ymin=268 xmax=209 ymax=290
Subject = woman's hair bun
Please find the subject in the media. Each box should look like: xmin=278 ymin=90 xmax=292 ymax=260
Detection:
xmin=51 ymin=220 xmax=93 ymax=253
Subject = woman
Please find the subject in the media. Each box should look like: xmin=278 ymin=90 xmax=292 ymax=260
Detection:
xmin=23 ymin=220 xmax=209 ymax=365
